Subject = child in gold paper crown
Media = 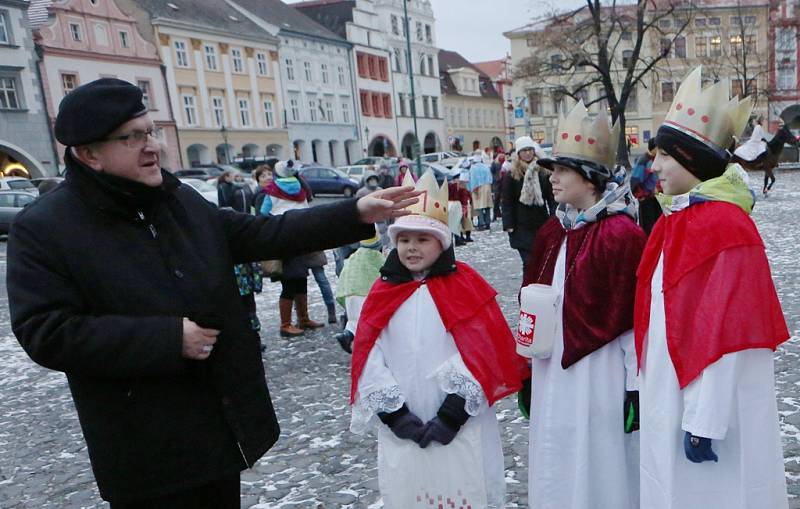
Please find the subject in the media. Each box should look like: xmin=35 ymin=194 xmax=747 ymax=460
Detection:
xmin=348 ymin=171 xmax=527 ymax=508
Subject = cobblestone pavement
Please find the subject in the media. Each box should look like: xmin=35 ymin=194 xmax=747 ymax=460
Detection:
xmin=1 ymin=170 xmax=799 ymax=508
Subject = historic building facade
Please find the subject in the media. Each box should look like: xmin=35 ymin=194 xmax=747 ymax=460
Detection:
xmin=0 ymin=0 xmax=58 ymax=177
xmin=36 ymin=0 xmax=180 ymax=169
xmin=768 ymin=0 xmax=799 ymax=151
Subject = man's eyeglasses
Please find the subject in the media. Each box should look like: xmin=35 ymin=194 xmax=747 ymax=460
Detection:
xmin=104 ymin=127 xmax=165 ymax=149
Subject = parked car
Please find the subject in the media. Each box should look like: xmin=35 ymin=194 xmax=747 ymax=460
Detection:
xmin=0 ymin=177 xmax=38 ymax=195
xmin=233 ymin=156 xmax=278 ymax=174
xmin=298 ymin=165 xmax=359 ymax=197
xmin=418 ymin=162 xmax=461 ymax=184
xmin=0 ymin=191 xmax=36 ymax=235
xmin=179 ymin=178 xmax=218 ymax=205
xmin=421 ymin=151 xmax=460 ymax=165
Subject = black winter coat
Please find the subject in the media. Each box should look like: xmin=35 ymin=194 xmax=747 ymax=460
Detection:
xmin=6 ymin=157 xmax=374 ymax=503
xmin=500 ymin=170 xmax=556 ymax=251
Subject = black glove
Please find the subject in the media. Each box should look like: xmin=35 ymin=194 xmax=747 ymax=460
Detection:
xmin=684 ymin=432 xmax=719 ymax=463
xmin=378 ymin=404 xmax=424 ymax=442
xmin=624 ymin=390 xmax=639 ymax=433
xmin=334 ymin=330 xmax=354 ymax=354
xmin=518 ymin=378 xmax=532 ymax=420
xmin=419 ymin=394 xmax=470 ymax=448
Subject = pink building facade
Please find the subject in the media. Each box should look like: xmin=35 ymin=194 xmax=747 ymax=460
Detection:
xmin=34 ymin=0 xmax=181 ymax=169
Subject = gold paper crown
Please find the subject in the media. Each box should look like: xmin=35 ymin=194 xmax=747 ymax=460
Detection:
xmin=401 ymin=170 xmax=449 ymax=225
xmin=663 ymin=66 xmax=754 ymax=151
xmin=553 ymin=101 xmax=619 ymax=169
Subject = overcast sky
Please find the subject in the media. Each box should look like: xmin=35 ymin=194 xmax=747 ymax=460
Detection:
xmin=286 ymin=0 xmax=590 ymax=63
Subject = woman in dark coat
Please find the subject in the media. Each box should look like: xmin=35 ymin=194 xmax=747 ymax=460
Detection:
xmin=501 ymin=136 xmax=556 ymax=271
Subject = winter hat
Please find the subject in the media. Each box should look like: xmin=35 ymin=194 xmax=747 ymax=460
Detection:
xmin=388 ymin=214 xmax=452 ymax=250
xmin=55 ymin=78 xmax=147 ymax=147
xmin=275 ymin=160 xmax=298 ymax=178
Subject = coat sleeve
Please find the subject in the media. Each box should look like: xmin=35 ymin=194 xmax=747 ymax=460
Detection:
xmin=618 ymin=330 xmax=639 ymax=391
xmin=218 ymin=197 xmax=375 ymax=264
xmin=350 ymin=339 xmax=403 ymax=435
xmin=681 ymin=351 xmax=740 ymax=440
xmin=8 ymin=220 xmax=186 ymax=379
xmin=501 ymin=174 xmax=516 ymax=231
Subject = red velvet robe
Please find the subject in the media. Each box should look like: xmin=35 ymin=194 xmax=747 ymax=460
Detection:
xmin=350 ymin=262 xmax=527 ymax=406
xmin=634 ymin=200 xmax=789 ymax=388
xmin=522 ymin=215 xmax=646 ymax=368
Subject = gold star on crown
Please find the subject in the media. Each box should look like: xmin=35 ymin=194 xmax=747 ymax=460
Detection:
xmin=663 ymin=66 xmax=754 ymax=151
xmin=401 ymin=170 xmax=449 ymax=225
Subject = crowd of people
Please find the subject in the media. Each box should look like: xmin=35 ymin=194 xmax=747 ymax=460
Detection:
xmin=5 ymin=68 xmax=793 ymax=509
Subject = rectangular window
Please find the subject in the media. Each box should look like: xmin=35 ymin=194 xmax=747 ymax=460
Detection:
xmin=420 ymin=54 xmax=427 ymax=76
xmin=212 ymin=96 xmax=225 ymax=127
xmin=402 ymin=16 xmax=408 ymax=38
xmin=745 ymin=34 xmax=757 ymax=54
xmin=383 ymin=94 xmax=392 ymax=118
xmin=61 ymin=73 xmax=78 ymax=95
xmin=231 ymin=48 xmax=244 ymax=73
xmin=661 ymin=82 xmax=674 ymax=103
xmin=730 ymin=35 xmax=743 ymax=55
xmin=431 ymin=96 xmax=438 ymax=118
xmin=321 ymin=63 xmax=329 ymax=84
xmin=746 ymin=79 xmax=757 ymax=96
xmin=778 ymin=65 xmax=793 ymax=89
xmin=659 ymin=18 xmax=671 ymax=28
xmin=551 ymin=89 xmax=563 ymax=114
xmin=378 ymin=58 xmax=388 ymax=81
xmin=466 ymin=108 xmax=472 ymax=128
xmin=416 ymin=21 xmax=423 ymax=41
xmin=357 ymin=52 xmax=368 ymax=78
xmin=183 ymin=94 xmax=197 ymax=125
xmin=695 ymin=36 xmax=707 ymax=57
xmin=660 ymin=38 xmax=671 ymax=58
xmin=0 ymin=11 xmax=9 ymax=44
xmin=263 ymin=98 xmax=274 ymax=127
xmin=256 ymin=52 xmax=269 ymax=75
xmin=529 ymin=90 xmax=542 ymax=115
xmin=304 ymin=61 xmax=312 ymax=81
xmin=731 ymin=79 xmax=743 ymax=98
xmin=745 ymin=15 xmax=756 ymax=25
xmin=325 ymin=99 xmax=334 ymax=122
xmin=710 ymin=36 xmax=722 ymax=57
xmin=627 ymin=85 xmax=638 ymax=112
xmin=119 ymin=30 xmax=130 ymax=48
xmin=239 ymin=98 xmax=251 ymax=127
xmin=695 ymin=18 xmax=706 ymax=27
xmin=398 ymin=92 xmax=406 ymax=116
xmin=204 ymin=44 xmax=218 ymax=71
xmin=289 ymin=95 xmax=300 ymax=121
xmin=174 ymin=40 xmax=189 ymax=67
xmin=731 ymin=16 xmax=742 ymax=26
xmin=368 ymin=55 xmax=378 ymax=80
xmin=69 ymin=22 xmax=82 ymax=42
xmin=709 ymin=16 xmax=720 ymax=26
xmin=394 ymin=48 xmax=403 ymax=72
xmin=341 ymin=99 xmax=350 ymax=123
xmin=674 ymin=36 xmax=686 ymax=58
xmin=137 ymin=80 xmax=152 ymax=109
xmin=623 ymin=49 xmax=634 ymax=69
xmin=338 ymin=66 xmax=346 ymax=86
xmin=372 ymin=93 xmax=382 ymax=117
xmin=0 ymin=77 xmax=19 ymax=109
xmin=427 ymin=55 xmax=434 ymax=76
xmin=360 ymin=90 xmax=371 ymax=116
xmin=425 ymin=24 xmax=432 ymax=43
xmin=391 ymin=15 xmax=399 ymax=35
xmin=308 ymin=96 xmax=318 ymax=122
xmin=285 ymin=58 xmax=295 ymax=81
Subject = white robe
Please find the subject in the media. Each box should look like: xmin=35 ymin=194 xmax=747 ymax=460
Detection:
xmin=639 ymin=255 xmax=788 ymax=509
xmin=351 ymin=284 xmax=505 ymax=508
xmin=528 ymin=241 xmax=639 ymax=509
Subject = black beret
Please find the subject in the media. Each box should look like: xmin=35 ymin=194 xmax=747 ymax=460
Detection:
xmin=55 ymin=78 xmax=148 ymax=147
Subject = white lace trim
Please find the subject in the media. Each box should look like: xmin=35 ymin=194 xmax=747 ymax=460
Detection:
xmin=350 ymin=385 xmax=404 ymax=435
xmin=433 ymin=357 xmax=487 ymax=416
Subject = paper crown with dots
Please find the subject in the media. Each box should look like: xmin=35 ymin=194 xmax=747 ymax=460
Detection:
xmin=663 ymin=66 xmax=753 ymax=151
xmin=553 ymin=101 xmax=619 ymax=169
xmin=401 ymin=170 xmax=449 ymax=225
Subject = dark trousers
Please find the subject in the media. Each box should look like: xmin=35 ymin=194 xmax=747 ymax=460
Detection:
xmin=517 ymin=248 xmax=531 ymax=273
xmin=280 ymin=277 xmax=307 ymax=299
xmin=111 ymin=474 xmax=240 ymax=509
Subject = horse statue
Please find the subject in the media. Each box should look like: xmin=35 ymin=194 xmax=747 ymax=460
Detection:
xmin=732 ymin=124 xmax=800 ymax=196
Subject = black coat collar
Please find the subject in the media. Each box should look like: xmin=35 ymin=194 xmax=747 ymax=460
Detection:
xmin=379 ymin=244 xmax=458 ymax=284
xmin=64 ymin=150 xmax=180 ymax=219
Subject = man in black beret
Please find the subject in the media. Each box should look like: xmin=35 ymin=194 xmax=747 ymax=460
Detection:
xmin=6 ymin=78 xmax=420 ymax=508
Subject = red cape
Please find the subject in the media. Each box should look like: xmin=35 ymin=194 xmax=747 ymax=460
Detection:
xmin=523 ymin=215 xmax=646 ymax=368
xmin=634 ymin=201 xmax=789 ymax=388
xmin=350 ymin=262 xmax=527 ymax=406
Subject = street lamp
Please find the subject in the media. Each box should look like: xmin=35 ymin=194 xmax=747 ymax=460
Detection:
xmin=402 ymin=0 xmax=423 ymax=176
xmin=220 ymin=124 xmax=229 ymax=163
xmin=364 ymin=126 xmax=370 ymax=155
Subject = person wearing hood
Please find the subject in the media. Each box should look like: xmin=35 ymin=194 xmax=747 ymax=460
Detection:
xmin=356 ymin=174 xmax=382 ymax=198
xmin=501 ymin=137 xmax=556 ymax=271
xmin=468 ymin=153 xmax=494 ymax=231
xmin=5 ymin=78 xmax=419 ymax=508
xmin=635 ymin=67 xmax=789 ymax=509
xmin=349 ymin=171 xmax=527 ymax=508
xmin=520 ymin=102 xmax=644 ymax=509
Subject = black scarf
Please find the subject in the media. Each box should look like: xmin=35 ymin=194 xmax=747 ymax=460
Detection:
xmin=655 ymin=125 xmax=729 ymax=181
xmin=379 ymin=245 xmax=457 ymax=284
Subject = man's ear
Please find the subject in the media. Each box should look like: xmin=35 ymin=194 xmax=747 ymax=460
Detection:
xmin=72 ymin=145 xmax=104 ymax=172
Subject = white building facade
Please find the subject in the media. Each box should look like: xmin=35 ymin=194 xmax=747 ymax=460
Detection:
xmin=373 ymin=0 xmax=444 ymax=157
